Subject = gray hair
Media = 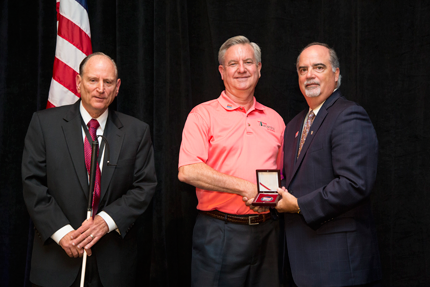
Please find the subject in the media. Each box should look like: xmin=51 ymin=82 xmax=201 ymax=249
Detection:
xmin=218 ymin=35 xmax=261 ymax=65
xmin=296 ymin=42 xmax=342 ymax=89
xmin=79 ymin=52 xmax=119 ymax=79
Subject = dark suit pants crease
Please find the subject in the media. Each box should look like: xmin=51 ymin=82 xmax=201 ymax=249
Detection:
xmin=191 ymin=212 xmax=282 ymax=287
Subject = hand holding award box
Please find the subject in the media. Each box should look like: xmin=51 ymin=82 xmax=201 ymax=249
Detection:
xmin=252 ymin=170 xmax=281 ymax=206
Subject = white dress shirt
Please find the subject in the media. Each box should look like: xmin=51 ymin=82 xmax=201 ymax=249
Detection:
xmin=51 ymin=102 xmax=118 ymax=244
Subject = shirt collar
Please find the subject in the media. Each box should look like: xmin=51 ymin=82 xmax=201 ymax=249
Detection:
xmin=79 ymin=101 xmax=108 ymax=131
xmin=309 ymin=100 xmax=325 ymax=116
xmin=217 ymin=90 xmax=265 ymax=112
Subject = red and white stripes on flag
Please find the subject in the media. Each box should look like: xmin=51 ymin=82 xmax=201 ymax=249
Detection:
xmin=47 ymin=0 xmax=92 ymax=108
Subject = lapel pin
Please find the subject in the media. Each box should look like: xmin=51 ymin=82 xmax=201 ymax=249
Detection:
xmin=311 ymin=131 xmax=313 ymax=135
xmin=295 ymin=131 xmax=299 ymax=138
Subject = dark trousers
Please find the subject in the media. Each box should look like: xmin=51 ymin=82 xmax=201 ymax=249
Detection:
xmin=191 ymin=212 xmax=282 ymax=287
xmin=32 ymin=254 xmax=102 ymax=287
xmin=284 ymin=271 xmax=381 ymax=287
xmin=283 ymin=280 xmax=381 ymax=287
xmin=71 ymin=255 xmax=103 ymax=287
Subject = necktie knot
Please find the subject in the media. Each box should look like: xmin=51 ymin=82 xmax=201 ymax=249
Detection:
xmin=87 ymin=119 xmax=99 ymax=141
xmin=88 ymin=119 xmax=100 ymax=129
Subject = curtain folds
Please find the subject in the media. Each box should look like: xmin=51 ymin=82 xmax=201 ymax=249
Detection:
xmin=1 ymin=1 xmax=429 ymax=286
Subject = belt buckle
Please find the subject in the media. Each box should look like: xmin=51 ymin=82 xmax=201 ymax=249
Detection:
xmin=248 ymin=215 xmax=259 ymax=225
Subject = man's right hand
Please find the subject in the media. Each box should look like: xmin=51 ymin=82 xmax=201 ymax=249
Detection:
xmin=59 ymin=231 xmax=92 ymax=258
xmin=178 ymin=163 xmax=258 ymax=198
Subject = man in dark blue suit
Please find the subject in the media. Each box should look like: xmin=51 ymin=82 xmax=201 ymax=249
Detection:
xmin=274 ymin=43 xmax=382 ymax=286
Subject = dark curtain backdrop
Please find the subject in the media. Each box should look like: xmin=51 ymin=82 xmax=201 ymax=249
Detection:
xmin=1 ymin=0 xmax=429 ymax=286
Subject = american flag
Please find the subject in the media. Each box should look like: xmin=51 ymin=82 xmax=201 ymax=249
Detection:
xmin=47 ymin=0 xmax=92 ymax=108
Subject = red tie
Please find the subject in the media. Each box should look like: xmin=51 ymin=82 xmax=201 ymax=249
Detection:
xmin=84 ymin=119 xmax=101 ymax=216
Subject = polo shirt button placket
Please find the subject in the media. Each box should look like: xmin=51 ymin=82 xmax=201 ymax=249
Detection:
xmin=246 ymin=120 xmax=253 ymax=135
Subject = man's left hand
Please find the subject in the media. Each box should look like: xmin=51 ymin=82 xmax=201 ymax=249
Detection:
xmin=70 ymin=215 xmax=109 ymax=251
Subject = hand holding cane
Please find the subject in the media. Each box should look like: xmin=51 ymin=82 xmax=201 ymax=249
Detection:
xmin=80 ymin=139 xmax=98 ymax=287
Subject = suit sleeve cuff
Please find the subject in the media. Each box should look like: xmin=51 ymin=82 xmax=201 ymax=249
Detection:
xmin=51 ymin=225 xmax=74 ymax=244
xmin=98 ymin=211 xmax=118 ymax=233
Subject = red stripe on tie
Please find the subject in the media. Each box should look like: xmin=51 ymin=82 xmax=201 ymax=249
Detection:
xmin=52 ymin=58 xmax=80 ymax=97
xmin=58 ymin=14 xmax=92 ymax=56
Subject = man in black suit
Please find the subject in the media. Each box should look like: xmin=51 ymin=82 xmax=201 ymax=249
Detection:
xmin=22 ymin=52 xmax=157 ymax=287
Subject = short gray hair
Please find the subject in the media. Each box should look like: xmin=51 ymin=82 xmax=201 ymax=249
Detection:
xmin=296 ymin=42 xmax=341 ymax=89
xmin=218 ymin=35 xmax=261 ymax=65
xmin=79 ymin=52 xmax=119 ymax=79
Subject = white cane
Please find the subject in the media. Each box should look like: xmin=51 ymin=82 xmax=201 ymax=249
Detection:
xmin=80 ymin=138 xmax=98 ymax=287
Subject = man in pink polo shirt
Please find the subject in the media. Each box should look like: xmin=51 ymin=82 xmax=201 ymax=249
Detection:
xmin=178 ymin=35 xmax=285 ymax=286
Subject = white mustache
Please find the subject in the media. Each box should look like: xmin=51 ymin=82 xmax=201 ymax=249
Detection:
xmin=305 ymin=80 xmax=320 ymax=86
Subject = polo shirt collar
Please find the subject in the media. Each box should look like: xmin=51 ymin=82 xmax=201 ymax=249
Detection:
xmin=218 ymin=90 xmax=265 ymax=112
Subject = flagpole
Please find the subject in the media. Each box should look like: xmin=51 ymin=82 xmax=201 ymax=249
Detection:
xmin=80 ymin=139 xmax=98 ymax=287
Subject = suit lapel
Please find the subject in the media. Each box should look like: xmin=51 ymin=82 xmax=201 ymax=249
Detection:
xmin=293 ymin=111 xmax=307 ymax=163
xmin=295 ymin=108 xmax=327 ymax=163
xmin=287 ymin=91 xmax=342 ymax=187
xmin=61 ymin=100 xmax=88 ymax=197
xmin=100 ymin=110 xmax=124 ymax=200
xmin=284 ymin=111 xmax=306 ymax=187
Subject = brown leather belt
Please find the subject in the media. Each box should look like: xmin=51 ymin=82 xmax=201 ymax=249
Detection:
xmin=200 ymin=210 xmax=271 ymax=225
